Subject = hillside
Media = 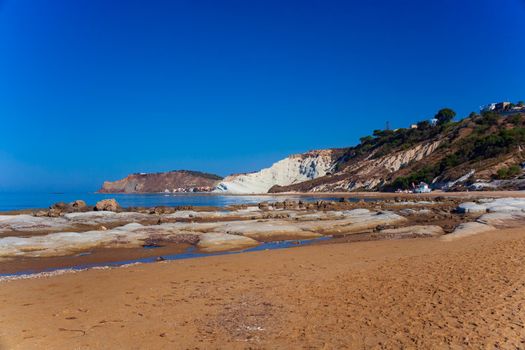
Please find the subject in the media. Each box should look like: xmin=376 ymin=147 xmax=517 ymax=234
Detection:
xmin=270 ymin=105 xmax=525 ymax=193
xmin=99 ymin=170 xmax=222 ymax=193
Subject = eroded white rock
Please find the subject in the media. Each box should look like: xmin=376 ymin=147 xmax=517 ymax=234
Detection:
xmin=477 ymin=211 xmax=525 ymax=228
xmin=440 ymin=222 xmax=495 ymax=241
xmin=380 ymin=225 xmax=444 ymax=237
xmin=197 ymin=233 xmax=259 ymax=252
xmin=457 ymin=198 xmax=525 ymax=215
xmin=214 ymin=150 xmax=335 ymax=194
xmin=0 ymin=208 xmax=408 ymax=259
xmin=456 ymin=202 xmax=487 ymax=214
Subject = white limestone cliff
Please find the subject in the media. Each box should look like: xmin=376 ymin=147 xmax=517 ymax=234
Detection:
xmin=214 ymin=150 xmax=335 ymax=194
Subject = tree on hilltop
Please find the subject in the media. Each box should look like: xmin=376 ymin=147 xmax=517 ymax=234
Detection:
xmin=416 ymin=120 xmax=431 ymax=130
xmin=434 ymin=108 xmax=456 ymax=125
xmin=360 ymin=135 xmax=374 ymax=144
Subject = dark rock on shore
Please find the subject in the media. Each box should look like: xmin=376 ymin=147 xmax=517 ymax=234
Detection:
xmin=33 ymin=199 xmax=93 ymax=217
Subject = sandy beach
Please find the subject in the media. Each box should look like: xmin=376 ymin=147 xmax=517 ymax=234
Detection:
xmin=1 ymin=225 xmax=524 ymax=349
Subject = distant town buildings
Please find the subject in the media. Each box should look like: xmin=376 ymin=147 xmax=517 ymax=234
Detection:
xmin=167 ymin=186 xmax=214 ymax=193
xmin=481 ymin=101 xmax=525 ymax=114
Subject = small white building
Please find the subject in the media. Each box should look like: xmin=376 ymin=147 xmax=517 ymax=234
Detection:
xmin=414 ymin=182 xmax=431 ymax=193
xmin=481 ymin=103 xmax=496 ymax=113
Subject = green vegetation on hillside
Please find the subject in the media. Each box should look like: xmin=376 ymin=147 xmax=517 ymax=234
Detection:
xmin=345 ymin=107 xmax=459 ymax=162
xmin=386 ymin=112 xmax=525 ymax=190
xmin=340 ymin=103 xmax=525 ymax=191
xmin=495 ymin=165 xmax=522 ymax=180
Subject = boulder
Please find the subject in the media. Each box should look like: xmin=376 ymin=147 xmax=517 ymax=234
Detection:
xmin=50 ymin=202 xmax=68 ymax=210
xmin=283 ymin=200 xmax=299 ymax=209
xmin=305 ymin=203 xmax=316 ymax=210
xmin=258 ymin=202 xmax=270 ymax=210
xmin=70 ymin=200 xmax=87 ymax=209
xmin=47 ymin=208 xmax=62 ymax=217
xmin=95 ymin=199 xmax=120 ymax=212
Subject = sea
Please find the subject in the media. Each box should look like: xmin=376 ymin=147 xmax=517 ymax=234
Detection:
xmin=0 ymin=192 xmax=346 ymax=212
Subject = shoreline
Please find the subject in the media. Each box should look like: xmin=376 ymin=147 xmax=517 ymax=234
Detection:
xmin=2 ymin=194 xmax=525 ymax=275
xmin=2 ymin=190 xmax=524 ymax=215
xmin=0 ymin=237 xmax=330 ymax=277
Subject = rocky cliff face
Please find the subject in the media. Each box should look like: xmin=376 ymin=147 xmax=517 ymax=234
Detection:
xmin=213 ymin=150 xmax=341 ymax=194
xmin=99 ymin=171 xmax=222 ymax=193
xmin=270 ymin=140 xmax=443 ymax=192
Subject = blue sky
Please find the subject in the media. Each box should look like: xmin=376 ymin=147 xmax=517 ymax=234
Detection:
xmin=1 ymin=0 xmax=524 ymax=192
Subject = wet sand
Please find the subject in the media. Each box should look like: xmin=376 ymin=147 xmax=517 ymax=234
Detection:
xmin=0 ymin=243 xmax=190 ymax=275
xmin=1 ymin=226 xmax=524 ymax=349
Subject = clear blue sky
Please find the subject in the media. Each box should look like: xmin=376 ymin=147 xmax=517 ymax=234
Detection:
xmin=1 ymin=0 xmax=524 ymax=192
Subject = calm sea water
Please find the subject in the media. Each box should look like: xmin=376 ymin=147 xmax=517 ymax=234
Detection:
xmin=0 ymin=192 xmax=345 ymax=211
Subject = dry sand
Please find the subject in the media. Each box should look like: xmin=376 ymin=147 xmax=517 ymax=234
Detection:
xmin=1 ymin=227 xmax=524 ymax=349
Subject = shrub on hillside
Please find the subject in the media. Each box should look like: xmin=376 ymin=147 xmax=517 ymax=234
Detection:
xmin=495 ymin=165 xmax=522 ymax=179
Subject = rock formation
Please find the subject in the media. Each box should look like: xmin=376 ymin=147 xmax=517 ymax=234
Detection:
xmin=95 ymin=199 xmax=120 ymax=212
xmin=99 ymin=170 xmax=222 ymax=193
xmin=214 ymin=150 xmax=342 ymax=194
